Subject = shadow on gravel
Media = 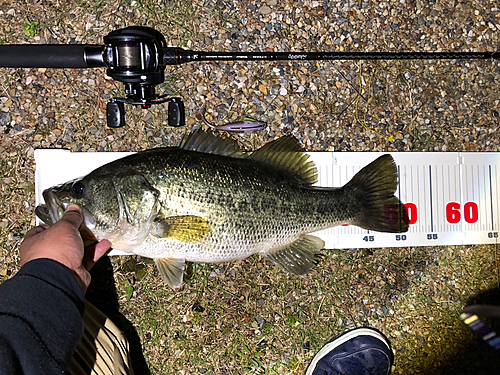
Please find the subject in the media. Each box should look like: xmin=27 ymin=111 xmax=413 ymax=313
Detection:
xmin=86 ymin=256 xmax=151 ymax=375
xmin=418 ymin=287 xmax=500 ymax=375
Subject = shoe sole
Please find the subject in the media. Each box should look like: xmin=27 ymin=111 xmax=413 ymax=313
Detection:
xmin=305 ymin=327 xmax=392 ymax=375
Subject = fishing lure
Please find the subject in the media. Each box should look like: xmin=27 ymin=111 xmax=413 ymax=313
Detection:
xmin=196 ymin=109 xmax=266 ymax=134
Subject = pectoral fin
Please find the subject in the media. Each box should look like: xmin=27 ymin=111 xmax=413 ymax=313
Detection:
xmin=262 ymin=234 xmax=325 ymax=276
xmin=155 ymin=257 xmax=186 ymax=289
xmin=152 ymin=215 xmax=210 ymax=243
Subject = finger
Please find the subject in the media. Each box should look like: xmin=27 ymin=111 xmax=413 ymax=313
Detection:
xmin=94 ymin=239 xmax=112 ymax=262
xmin=82 ymin=239 xmax=112 ymax=271
xmin=60 ymin=205 xmax=83 ymax=229
xmin=82 ymin=242 xmax=96 ymax=271
xmin=79 ymin=221 xmax=97 ymax=243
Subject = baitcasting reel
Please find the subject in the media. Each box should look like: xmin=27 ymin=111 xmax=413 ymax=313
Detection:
xmin=102 ymin=27 xmax=187 ymax=128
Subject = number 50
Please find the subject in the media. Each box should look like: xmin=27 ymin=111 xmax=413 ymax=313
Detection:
xmin=383 ymin=203 xmax=417 ymax=225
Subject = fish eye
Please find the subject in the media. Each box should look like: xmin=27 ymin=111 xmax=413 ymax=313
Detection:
xmin=72 ymin=181 xmax=85 ymax=197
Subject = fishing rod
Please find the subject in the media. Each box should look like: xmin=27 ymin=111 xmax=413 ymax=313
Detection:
xmin=0 ymin=26 xmax=498 ymax=129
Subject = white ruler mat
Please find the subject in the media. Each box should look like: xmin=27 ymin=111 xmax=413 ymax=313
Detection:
xmin=35 ymin=150 xmax=500 ymax=253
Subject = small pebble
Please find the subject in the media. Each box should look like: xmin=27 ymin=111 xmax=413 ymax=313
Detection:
xmin=259 ymin=6 xmax=271 ymax=15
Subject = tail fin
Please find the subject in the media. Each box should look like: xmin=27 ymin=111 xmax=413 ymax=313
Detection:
xmin=345 ymin=155 xmax=409 ymax=233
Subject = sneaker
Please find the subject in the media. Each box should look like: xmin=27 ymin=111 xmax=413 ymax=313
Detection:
xmin=305 ymin=327 xmax=394 ymax=375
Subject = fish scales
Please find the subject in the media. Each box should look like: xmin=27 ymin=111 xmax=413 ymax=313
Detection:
xmin=36 ymin=130 xmax=409 ymax=288
xmin=120 ymin=149 xmax=349 ymax=261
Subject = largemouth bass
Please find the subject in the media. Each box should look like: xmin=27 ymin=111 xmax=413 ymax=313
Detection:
xmin=36 ymin=130 xmax=408 ymax=288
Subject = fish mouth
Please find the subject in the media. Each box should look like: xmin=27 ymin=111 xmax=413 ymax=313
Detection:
xmin=36 ymin=189 xmax=67 ymax=225
xmin=35 ymin=204 xmax=54 ymax=226
xmin=36 ymin=188 xmax=96 ymax=231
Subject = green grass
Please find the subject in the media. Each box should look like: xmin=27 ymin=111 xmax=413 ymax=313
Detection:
xmin=118 ymin=244 xmax=492 ymax=374
xmin=24 ymin=19 xmax=41 ymax=37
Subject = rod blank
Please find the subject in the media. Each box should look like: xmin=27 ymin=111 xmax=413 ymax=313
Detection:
xmin=192 ymin=50 xmax=500 ymax=62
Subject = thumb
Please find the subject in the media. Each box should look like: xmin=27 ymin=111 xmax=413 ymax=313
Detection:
xmin=61 ymin=204 xmax=83 ymax=229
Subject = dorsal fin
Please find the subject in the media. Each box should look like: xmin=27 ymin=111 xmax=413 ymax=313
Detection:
xmin=248 ymin=136 xmax=318 ymax=185
xmin=179 ymin=128 xmax=243 ymax=157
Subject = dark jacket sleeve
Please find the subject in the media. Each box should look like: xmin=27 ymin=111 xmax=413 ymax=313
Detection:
xmin=0 ymin=258 xmax=85 ymax=374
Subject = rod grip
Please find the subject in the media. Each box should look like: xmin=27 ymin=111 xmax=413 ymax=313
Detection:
xmin=0 ymin=45 xmax=105 ymax=68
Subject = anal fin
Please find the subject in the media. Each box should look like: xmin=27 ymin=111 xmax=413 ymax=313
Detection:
xmin=262 ymin=234 xmax=325 ymax=276
xmin=154 ymin=257 xmax=186 ymax=289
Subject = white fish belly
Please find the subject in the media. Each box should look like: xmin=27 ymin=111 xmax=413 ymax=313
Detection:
xmin=127 ymin=224 xmax=305 ymax=263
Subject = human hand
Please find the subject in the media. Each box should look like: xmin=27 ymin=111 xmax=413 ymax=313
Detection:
xmin=19 ymin=204 xmax=112 ymax=292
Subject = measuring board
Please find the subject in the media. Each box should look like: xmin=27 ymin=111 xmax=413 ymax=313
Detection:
xmin=35 ymin=150 xmax=500 ymax=254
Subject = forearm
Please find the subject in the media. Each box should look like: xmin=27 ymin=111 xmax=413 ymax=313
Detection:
xmin=0 ymin=258 xmax=85 ymax=374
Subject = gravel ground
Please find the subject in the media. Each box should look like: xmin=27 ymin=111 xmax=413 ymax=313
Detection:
xmin=1 ymin=1 xmax=500 ymax=374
